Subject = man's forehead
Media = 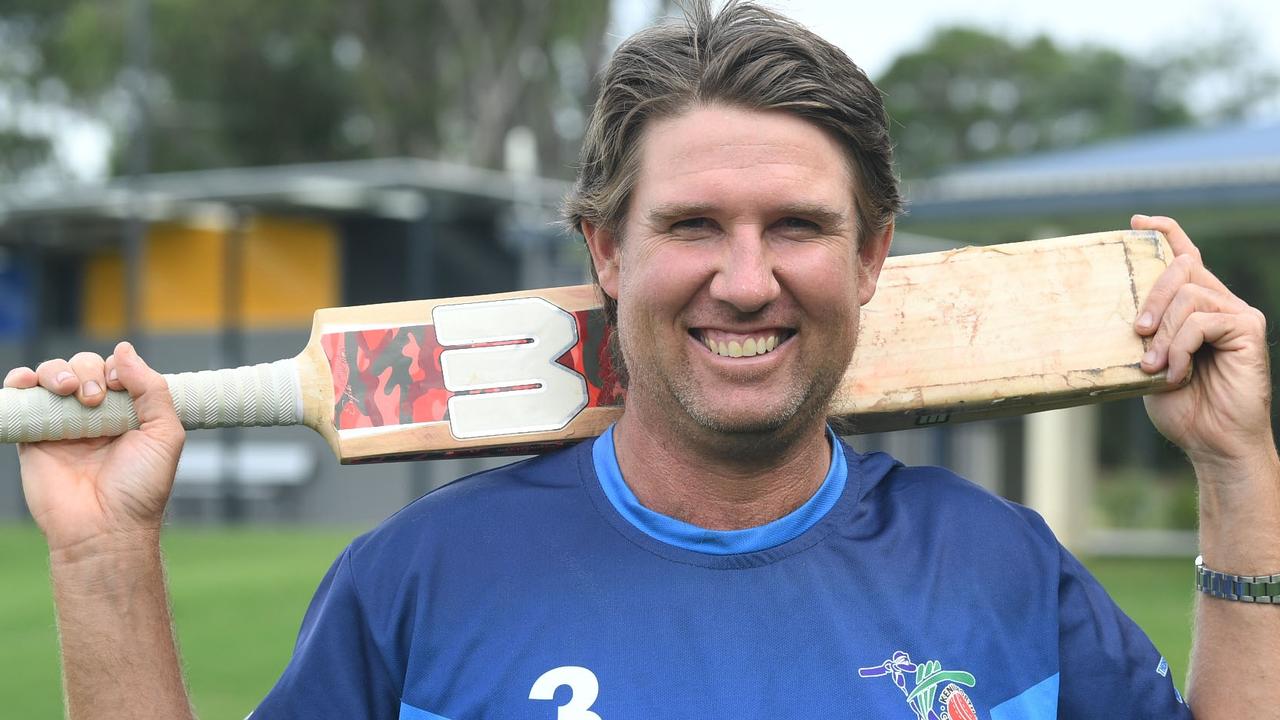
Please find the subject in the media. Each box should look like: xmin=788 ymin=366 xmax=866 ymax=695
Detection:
xmin=631 ymin=105 xmax=858 ymax=214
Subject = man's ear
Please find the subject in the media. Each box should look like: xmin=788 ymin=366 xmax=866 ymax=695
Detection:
xmin=857 ymin=220 xmax=894 ymax=306
xmin=582 ymin=219 xmax=621 ymax=300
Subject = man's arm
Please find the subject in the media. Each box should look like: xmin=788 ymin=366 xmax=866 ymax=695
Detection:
xmin=1188 ymin=453 xmax=1280 ymax=715
xmin=50 ymin=531 xmax=193 ymax=719
xmin=7 ymin=342 xmax=195 ymax=720
xmin=1130 ymin=214 xmax=1280 ymax=717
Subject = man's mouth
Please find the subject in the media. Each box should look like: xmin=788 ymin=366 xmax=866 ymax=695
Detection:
xmin=691 ymin=329 xmax=795 ymax=358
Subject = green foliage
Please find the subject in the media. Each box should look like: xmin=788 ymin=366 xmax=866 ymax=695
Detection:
xmin=878 ymin=27 xmax=1193 ymax=179
xmin=0 ymin=130 xmax=51 ymax=179
xmin=1094 ymin=465 xmax=1198 ymax=530
xmin=1159 ymin=23 xmax=1280 ymax=125
xmin=0 ymin=0 xmax=610 ymax=176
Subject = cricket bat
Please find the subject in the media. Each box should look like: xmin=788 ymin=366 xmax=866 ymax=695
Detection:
xmin=0 ymin=230 xmax=1175 ymax=463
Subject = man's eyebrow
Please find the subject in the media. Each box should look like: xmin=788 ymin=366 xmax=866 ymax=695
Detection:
xmin=773 ymin=203 xmax=849 ymax=229
xmin=645 ymin=202 xmax=851 ymax=228
xmin=646 ymin=202 xmax=716 ymax=225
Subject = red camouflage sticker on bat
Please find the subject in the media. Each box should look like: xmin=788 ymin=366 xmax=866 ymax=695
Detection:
xmin=321 ymin=306 xmax=622 ymax=435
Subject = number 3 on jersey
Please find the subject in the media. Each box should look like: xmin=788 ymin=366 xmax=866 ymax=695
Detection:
xmin=435 ymin=298 xmax=589 ymax=440
xmin=529 ymin=666 xmax=603 ymax=720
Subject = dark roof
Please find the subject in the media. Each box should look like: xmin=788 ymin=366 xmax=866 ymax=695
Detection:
xmin=905 ymin=121 xmax=1280 ymax=225
xmin=0 ymin=157 xmax=570 ymax=224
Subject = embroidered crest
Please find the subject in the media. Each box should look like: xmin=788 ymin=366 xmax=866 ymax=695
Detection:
xmin=859 ymin=651 xmax=979 ymax=720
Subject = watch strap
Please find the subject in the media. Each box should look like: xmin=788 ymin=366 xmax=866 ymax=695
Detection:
xmin=1195 ymin=555 xmax=1280 ymax=604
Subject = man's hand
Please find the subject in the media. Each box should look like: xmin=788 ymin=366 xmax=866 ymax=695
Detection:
xmin=1131 ymin=214 xmax=1280 ymax=720
xmin=6 ymin=341 xmax=194 ymax=720
xmin=6 ymin=341 xmax=185 ymax=559
xmin=1131 ymin=215 xmax=1274 ymax=469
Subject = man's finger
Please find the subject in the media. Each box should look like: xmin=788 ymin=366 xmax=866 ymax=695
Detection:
xmin=67 ymin=351 xmax=108 ymax=408
xmin=1136 ymin=253 xmax=1233 ymax=335
xmin=104 ymin=355 xmax=123 ymax=392
xmin=1131 ymin=214 xmax=1201 ymax=261
xmin=3 ymin=366 xmax=37 ymax=389
xmin=34 ymin=358 xmax=77 ymax=397
xmin=1164 ymin=311 xmax=1248 ymax=385
xmin=1142 ymin=283 xmax=1246 ymax=372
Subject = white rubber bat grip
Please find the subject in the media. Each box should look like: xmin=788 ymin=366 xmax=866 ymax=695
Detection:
xmin=0 ymin=359 xmax=303 ymax=443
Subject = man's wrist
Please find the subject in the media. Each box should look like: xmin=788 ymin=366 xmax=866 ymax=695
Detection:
xmin=1194 ymin=444 xmax=1279 ymax=503
xmin=48 ymin=529 xmax=164 ymax=582
xmin=1187 ymin=440 xmax=1279 ymax=486
xmin=1195 ymin=448 xmax=1280 ymax=572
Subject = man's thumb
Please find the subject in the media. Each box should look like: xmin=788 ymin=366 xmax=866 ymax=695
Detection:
xmin=112 ymin=341 xmax=180 ymax=430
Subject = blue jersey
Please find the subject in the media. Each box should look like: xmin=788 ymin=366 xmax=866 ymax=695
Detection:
xmin=253 ymin=427 xmax=1190 ymax=719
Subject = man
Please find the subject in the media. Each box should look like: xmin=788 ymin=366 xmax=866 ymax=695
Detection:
xmin=9 ymin=2 xmax=1278 ymax=718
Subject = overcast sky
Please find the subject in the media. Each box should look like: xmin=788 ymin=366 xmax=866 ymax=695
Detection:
xmin=614 ymin=0 xmax=1280 ymax=87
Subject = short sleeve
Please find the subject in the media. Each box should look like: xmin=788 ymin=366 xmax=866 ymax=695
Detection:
xmin=250 ymin=547 xmax=400 ymax=719
xmin=1056 ymin=545 xmax=1192 ymax=718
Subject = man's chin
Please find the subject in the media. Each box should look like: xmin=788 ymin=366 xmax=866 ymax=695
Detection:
xmin=697 ymin=414 xmax=792 ymax=436
xmin=682 ymin=398 xmax=816 ymax=438
xmin=644 ymin=365 xmax=841 ymax=443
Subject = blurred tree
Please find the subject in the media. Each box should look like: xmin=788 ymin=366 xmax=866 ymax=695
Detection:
xmin=0 ymin=0 xmax=610 ymax=178
xmin=0 ymin=130 xmax=51 ymax=180
xmin=1159 ymin=23 xmax=1280 ymax=125
xmin=878 ymin=27 xmax=1196 ymax=179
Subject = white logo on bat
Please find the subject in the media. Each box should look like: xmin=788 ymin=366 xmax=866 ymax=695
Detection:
xmin=434 ymin=298 xmax=589 ymax=439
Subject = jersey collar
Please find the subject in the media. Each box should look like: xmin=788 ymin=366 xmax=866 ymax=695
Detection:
xmin=591 ymin=424 xmax=847 ymax=555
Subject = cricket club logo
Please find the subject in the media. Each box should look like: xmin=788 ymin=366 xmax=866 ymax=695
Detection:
xmin=859 ymin=651 xmax=979 ymax=720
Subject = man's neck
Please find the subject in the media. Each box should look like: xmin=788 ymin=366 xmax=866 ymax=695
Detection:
xmin=611 ymin=408 xmax=833 ymax=531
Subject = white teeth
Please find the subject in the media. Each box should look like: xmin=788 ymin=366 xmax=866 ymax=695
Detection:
xmin=703 ymin=333 xmax=784 ymax=358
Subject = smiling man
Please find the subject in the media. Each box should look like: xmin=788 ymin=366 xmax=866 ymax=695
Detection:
xmin=10 ymin=2 xmax=1279 ymax=719
xmin=581 ymin=105 xmax=888 ymax=530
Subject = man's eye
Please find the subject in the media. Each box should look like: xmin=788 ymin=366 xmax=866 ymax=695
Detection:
xmin=672 ymin=217 xmax=713 ymax=231
xmin=778 ymin=217 xmax=821 ymax=233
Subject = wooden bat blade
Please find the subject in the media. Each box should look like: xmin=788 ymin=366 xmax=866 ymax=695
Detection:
xmin=303 ymin=229 xmax=1173 ymax=463
xmin=833 ymin=230 xmax=1173 ymax=431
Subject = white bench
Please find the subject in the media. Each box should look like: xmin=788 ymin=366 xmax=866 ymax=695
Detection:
xmin=174 ymin=440 xmax=315 ymax=499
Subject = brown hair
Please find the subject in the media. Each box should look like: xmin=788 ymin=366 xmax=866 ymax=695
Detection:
xmin=564 ymin=0 xmax=902 ymax=385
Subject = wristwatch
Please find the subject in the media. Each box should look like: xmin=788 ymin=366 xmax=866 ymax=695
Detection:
xmin=1195 ymin=555 xmax=1280 ymax=604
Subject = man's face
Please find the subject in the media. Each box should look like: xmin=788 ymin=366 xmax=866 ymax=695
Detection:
xmin=586 ymin=104 xmax=891 ymax=440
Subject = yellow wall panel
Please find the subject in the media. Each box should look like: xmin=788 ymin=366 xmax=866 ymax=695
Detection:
xmin=243 ymin=217 xmax=337 ymax=328
xmin=83 ymin=251 xmax=126 ymax=337
xmin=145 ymin=223 xmax=225 ymax=331
xmin=80 ymin=215 xmax=338 ymax=336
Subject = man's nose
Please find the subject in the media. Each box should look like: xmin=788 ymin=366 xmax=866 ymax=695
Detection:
xmin=708 ymin=229 xmax=781 ymax=313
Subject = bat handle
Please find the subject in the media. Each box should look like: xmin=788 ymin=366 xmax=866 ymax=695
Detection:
xmin=0 ymin=359 xmax=303 ymax=443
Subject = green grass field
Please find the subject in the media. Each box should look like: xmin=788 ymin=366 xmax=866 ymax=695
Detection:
xmin=0 ymin=525 xmax=1195 ymax=717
